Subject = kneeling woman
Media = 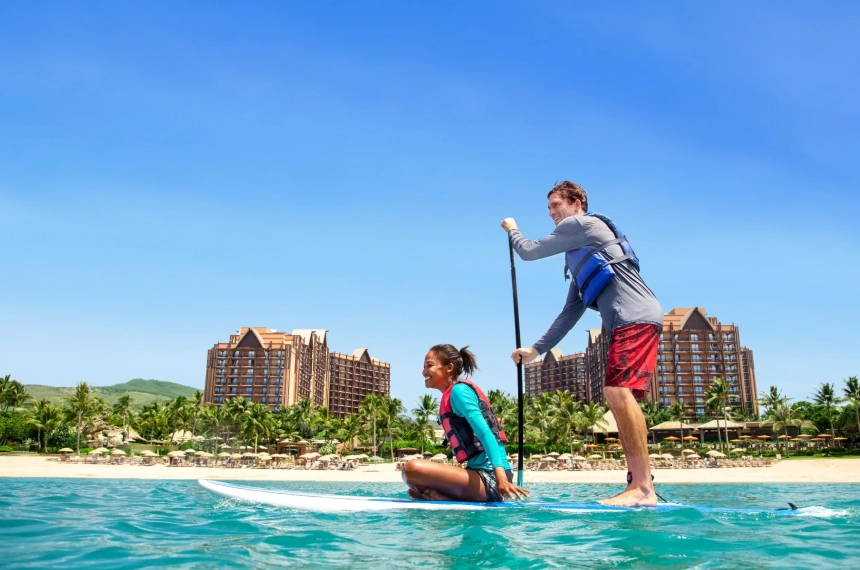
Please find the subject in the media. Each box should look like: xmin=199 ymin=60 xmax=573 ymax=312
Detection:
xmin=402 ymin=344 xmax=529 ymax=502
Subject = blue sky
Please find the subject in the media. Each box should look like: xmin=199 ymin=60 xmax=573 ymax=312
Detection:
xmin=2 ymin=2 xmax=858 ymax=409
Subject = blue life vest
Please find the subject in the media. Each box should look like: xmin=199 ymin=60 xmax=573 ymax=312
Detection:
xmin=564 ymin=213 xmax=640 ymax=308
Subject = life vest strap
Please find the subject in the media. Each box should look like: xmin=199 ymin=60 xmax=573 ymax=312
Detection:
xmin=578 ymin=252 xmax=636 ymax=296
xmin=570 ymin=236 xmax=628 ymax=279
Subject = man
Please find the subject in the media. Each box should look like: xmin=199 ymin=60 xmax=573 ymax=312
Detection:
xmin=501 ymin=181 xmax=663 ymax=506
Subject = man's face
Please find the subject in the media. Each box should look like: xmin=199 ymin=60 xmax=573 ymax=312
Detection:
xmin=548 ymin=193 xmax=581 ymax=226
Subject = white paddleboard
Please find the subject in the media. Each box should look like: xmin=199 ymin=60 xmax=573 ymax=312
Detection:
xmin=198 ymin=480 xmax=803 ymax=515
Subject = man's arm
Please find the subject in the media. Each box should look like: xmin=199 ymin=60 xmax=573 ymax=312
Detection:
xmin=532 ymin=280 xmax=586 ymax=354
xmin=507 ymin=217 xmax=585 ymax=261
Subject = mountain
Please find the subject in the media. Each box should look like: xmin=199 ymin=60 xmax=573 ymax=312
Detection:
xmin=25 ymin=379 xmax=199 ymax=407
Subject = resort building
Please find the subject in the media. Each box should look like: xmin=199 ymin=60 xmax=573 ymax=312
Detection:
xmin=586 ymin=328 xmax=610 ymax=405
xmin=582 ymin=308 xmax=759 ymax=419
xmin=328 ymin=349 xmax=391 ymax=418
xmin=525 ymin=349 xmax=589 ymax=401
xmin=655 ymin=307 xmax=758 ymax=420
xmin=204 ymin=327 xmax=330 ymax=411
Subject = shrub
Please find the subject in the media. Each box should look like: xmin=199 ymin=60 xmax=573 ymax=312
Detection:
xmin=0 ymin=445 xmax=13 ymax=452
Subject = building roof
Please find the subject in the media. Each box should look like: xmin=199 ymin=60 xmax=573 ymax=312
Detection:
xmin=592 ymin=409 xmax=618 ymax=434
xmin=696 ymin=419 xmax=746 ymax=430
xmin=292 ymin=329 xmax=328 ymax=345
xmin=649 ymin=420 xmax=694 ymax=431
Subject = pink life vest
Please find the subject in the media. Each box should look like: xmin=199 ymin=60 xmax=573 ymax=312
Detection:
xmin=439 ymin=379 xmax=508 ymax=463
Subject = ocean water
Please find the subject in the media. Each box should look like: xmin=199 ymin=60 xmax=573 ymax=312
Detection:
xmin=2 ymin=478 xmax=858 ymax=569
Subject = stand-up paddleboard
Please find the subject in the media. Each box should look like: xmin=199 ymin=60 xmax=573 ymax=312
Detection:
xmin=198 ymin=480 xmax=804 ymax=515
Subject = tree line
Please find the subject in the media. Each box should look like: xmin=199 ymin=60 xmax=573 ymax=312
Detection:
xmin=1 ymin=374 xmax=858 ymax=456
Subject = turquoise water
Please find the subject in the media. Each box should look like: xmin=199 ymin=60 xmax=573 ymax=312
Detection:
xmin=2 ymin=479 xmax=859 ymax=569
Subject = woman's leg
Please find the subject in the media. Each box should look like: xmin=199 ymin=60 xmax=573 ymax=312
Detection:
xmin=401 ymin=460 xmax=487 ymax=502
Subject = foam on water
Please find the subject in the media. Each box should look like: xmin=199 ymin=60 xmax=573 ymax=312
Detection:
xmin=2 ymin=478 xmax=860 ymax=569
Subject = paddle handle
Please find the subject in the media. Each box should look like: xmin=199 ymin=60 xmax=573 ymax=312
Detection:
xmin=508 ymin=235 xmax=525 ymax=487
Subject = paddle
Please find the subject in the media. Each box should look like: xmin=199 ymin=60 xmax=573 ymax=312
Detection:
xmin=508 ymin=235 xmax=525 ymax=487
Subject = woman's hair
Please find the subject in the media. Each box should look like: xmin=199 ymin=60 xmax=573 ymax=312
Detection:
xmin=429 ymin=344 xmax=478 ymax=378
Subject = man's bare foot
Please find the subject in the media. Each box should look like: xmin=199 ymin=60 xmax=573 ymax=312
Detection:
xmin=407 ymin=489 xmax=423 ymax=500
xmin=598 ymin=487 xmax=658 ymax=507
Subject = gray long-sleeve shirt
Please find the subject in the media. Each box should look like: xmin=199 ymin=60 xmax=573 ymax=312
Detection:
xmin=509 ymin=215 xmax=663 ymax=354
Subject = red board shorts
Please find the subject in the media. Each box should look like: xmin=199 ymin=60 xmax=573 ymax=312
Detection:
xmin=605 ymin=323 xmax=661 ymax=400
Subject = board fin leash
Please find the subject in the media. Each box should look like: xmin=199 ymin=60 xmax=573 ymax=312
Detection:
xmin=627 ymin=471 xmax=667 ymax=503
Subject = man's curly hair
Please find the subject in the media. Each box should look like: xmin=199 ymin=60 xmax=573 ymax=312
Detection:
xmin=547 ymin=181 xmax=588 ymax=212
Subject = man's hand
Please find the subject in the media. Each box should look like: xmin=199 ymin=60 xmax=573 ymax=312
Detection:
xmin=511 ymin=347 xmax=539 ymax=365
xmin=494 ymin=467 xmax=529 ymax=502
xmin=501 ymin=217 xmax=518 ymax=232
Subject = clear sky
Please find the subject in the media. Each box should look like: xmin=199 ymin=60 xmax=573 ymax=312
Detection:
xmin=2 ymin=2 xmax=859 ymax=409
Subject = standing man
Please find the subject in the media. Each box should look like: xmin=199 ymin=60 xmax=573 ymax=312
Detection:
xmin=501 ymin=181 xmax=663 ymax=506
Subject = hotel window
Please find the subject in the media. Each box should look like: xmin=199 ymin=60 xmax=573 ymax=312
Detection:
xmin=695 ymin=387 xmax=703 ymax=394
xmin=261 ymin=397 xmax=267 ymax=404
xmin=708 ymin=334 xmax=715 ymax=341
xmin=245 ymin=396 xmax=251 ymax=401
xmin=219 ymin=351 xmax=227 ymax=357
xmin=247 ymin=360 xmax=255 ymax=366
xmin=728 ymin=375 xmax=738 ymax=382
xmin=234 ymin=350 xmax=240 ymax=356
xmin=262 ymin=387 xmax=268 ymax=394
xmin=691 ymin=344 xmax=699 ymax=351
xmin=678 ymin=397 xmax=685 ymax=404
xmin=249 ymin=351 xmax=255 ymax=357
xmin=675 ymin=365 xmax=682 ymax=372
xmin=675 ymin=344 xmax=681 ymax=350
xmin=246 ymin=378 xmax=253 ymax=385
xmin=275 ymin=388 xmax=282 ymax=395
xmin=660 ymin=344 xmax=668 ymax=351
xmin=245 ymin=387 xmax=252 ymax=394
xmin=230 ymin=387 xmax=237 ymax=394
xmin=230 ymin=378 xmax=237 ymax=384
xmin=696 ymin=407 xmax=705 ymax=415
xmin=215 ymin=396 xmax=223 ymax=403
xmin=658 ymin=355 xmax=666 ymax=362
xmin=724 ymin=344 xmax=735 ymax=351
xmin=231 ymin=369 xmax=238 ymax=374
xmin=218 ymin=359 xmax=226 ymax=365
xmin=263 ymin=377 xmax=269 ymax=384
xmin=723 ymin=334 xmax=734 ymax=341
xmin=217 ymin=369 xmax=225 ymax=375
xmin=273 ymin=406 xmax=280 ymax=412
xmin=660 ymin=397 xmax=670 ymax=406
xmin=216 ymin=378 xmax=224 ymax=384
xmin=247 ymin=369 xmax=254 ymax=376
xmin=690 ymin=334 xmax=698 ymax=341
xmin=692 ymin=355 xmax=701 ymax=362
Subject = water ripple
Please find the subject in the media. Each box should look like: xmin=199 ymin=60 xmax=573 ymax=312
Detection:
xmin=1 ymin=479 xmax=859 ymax=569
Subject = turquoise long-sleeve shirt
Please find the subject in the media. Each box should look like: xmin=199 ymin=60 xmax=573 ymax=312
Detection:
xmin=449 ymin=383 xmax=511 ymax=472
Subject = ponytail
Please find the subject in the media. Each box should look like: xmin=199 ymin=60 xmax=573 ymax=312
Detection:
xmin=429 ymin=344 xmax=479 ymax=378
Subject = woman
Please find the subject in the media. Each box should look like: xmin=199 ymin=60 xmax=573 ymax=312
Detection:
xmin=402 ymin=344 xmax=530 ymax=502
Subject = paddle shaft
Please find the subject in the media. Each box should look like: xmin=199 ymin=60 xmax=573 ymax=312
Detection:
xmin=508 ymin=235 xmax=525 ymax=487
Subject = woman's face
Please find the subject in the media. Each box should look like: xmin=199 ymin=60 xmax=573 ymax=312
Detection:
xmin=423 ymin=351 xmax=455 ymax=392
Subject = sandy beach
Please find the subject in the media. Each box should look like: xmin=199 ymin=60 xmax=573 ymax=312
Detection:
xmin=2 ymin=454 xmax=859 ymax=484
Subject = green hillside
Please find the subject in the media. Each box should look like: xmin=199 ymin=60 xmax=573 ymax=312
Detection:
xmin=25 ymin=379 xmax=199 ymax=407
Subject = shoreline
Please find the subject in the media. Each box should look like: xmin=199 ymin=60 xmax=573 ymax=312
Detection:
xmin=2 ymin=455 xmax=859 ymax=484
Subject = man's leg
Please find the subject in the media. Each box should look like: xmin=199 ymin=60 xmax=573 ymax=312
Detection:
xmin=599 ymin=386 xmax=657 ymax=507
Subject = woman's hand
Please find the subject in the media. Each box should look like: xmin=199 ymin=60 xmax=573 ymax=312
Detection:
xmin=494 ymin=467 xmax=529 ymax=502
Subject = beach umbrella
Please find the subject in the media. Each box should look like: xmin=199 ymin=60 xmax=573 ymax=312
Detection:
xmin=217 ymin=452 xmax=231 ymax=458
xmin=111 ymin=449 xmax=126 ymax=456
xmin=730 ymin=448 xmax=745 ymax=453
xmin=300 ymin=452 xmax=320 ymax=459
xmin=242 ymin=452 xmax=258 ymax=458
xmin=140 ymin=450 xmax=157 ymax=457
xmin=368 ymin=455 xmax=384 ymax=462
xmin=683 ymin=436 xmax=698 ymax=441
xmin=184 ymin=449 xmax=197 ymax=455
xmin=648 ymin=453 xmax=661 ymax=459
xmin=818 ymin=433 xmax=833 ymax=437
xmin=587 ymin=454 xmax=602 ymax=460
xmin=59 ymin=448 xmax=74 ymax=453
xmin=756 ymin=435 xmax=772 ymax=440
xmin=431 ymin=454 xmax=447 ymax=462
xmin=605 ymin=437 xmax=619 ymax=442
xmin=681 ymin=449 xmax=696 ymax=455
xmin=664 ymin=436 xmax=679 ymax=441
xmin=660 ymin=453 xmax=674 ymax=459
xmin=707 ymin=450 xmax=726 ymax=458
xmin=739 ymin=435 xmax=753 ymax=439
xmin=541 ymin=456 xmax=557 ymax=462
xmin=730 ymin=439 xmax=743 ymax=443
xmin=834 ymin=437 xmax=848 ymax=441
xmin=547 ymin=452 xmax=560 ymax=457
xmin=797 ymin=434 xmax=813 ymax=438
xmin=87 ymin=449 xmax=101 ymax=455
xmin=572 ymin=455 xmax=587 ymax=461
xmin=777 ymin=435 xmax=791 ymax=440
xmin=558 ymin=453 xmax=572 ymax=459
xmin=230 ymin=453 xmax=242 ymax=459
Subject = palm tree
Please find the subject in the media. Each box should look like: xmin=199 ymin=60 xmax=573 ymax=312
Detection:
xmin=359 ymin=394 xmax=384 ymax=455
xmin=64 ymin=382 xmax=96 ymax=455
xmin=337 ymin=414 xmax=362 ymax=452
xmin=813 ymin=383 xmax=841 ymax=439
xmin=1 ymin=379 xmax=30 ymax=412
xmin=758 ymin=386 xmax=788 ymax=419
xmin=549 ymin=392 xmax=583 ymax=455
xmin=28 ymin=399 xmax=62 ymax=453
xmin=112 ymin=394 xmax=134 ymax=440
xmin=843 ymin=376 xmax=860 ymax=440
xmin=706 ymin=378 xmax=731 ymax=451
xmin=768 ymin=402 xmax=800 ymax=458
xmin=239 ymin=402 xmax=273 ymax=453
xmin=639 ymin=400 xmax=660 ymax=445
xmin=413 ymin=415 xmax=436 ymax=454
xmin=189 ymin=390 xmax=205 ymax=436
xmin=381 ymin=396 xmax=405 ymax=462
xmin=667 ymin=401 xmax=687 ymax=444
xmin=412 ymin=394 xmax=440 ymax=422
xmin=579 ymin=401 xmax=609 ymax=444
